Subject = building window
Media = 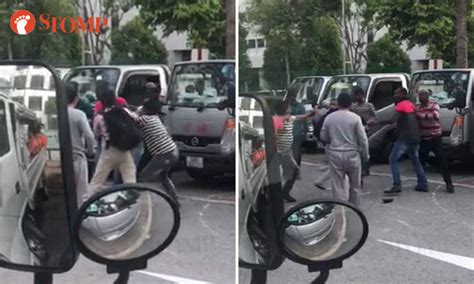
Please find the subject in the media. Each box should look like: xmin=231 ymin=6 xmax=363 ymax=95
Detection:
xmin=257 ymin=39 xmax=265 ymax=48
xmin=31 ymin=75 xmax=45 ymax=89
xmin=247 ymin=39 xmax=256 ymax=49
xmin=182 ymin=50 xmax=192 ymax=61
xmin=13 ymin=75 xmax=27 ymax=89
xmin=49 ymin=76 xmax=55 ymax=90
xmin=28 ymin=96 xmax=43 ymax=111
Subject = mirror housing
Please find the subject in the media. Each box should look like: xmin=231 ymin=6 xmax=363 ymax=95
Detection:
xmin=277 ymin=199 xmax=368 ymax=272
xmin=306 ymin=86 xmax=316 ymax=104
xmin=73 ymin=183 xmax=180 ymax=274
xmin=454 ymin=89 xmax=466 ymax=108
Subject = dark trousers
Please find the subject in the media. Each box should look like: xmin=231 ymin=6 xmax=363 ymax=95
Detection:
xmin=419 ymin=136 xmax=452 ymax=186
xmin=138 ymin=148 xmax=179 ymax=202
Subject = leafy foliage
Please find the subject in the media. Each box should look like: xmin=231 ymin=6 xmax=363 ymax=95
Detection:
xmin=110 ymin=17 xmax=167 ymax=64
xmin=135 ymin=0 xmax=225 ymax=57
xmin=366 ymin=35 xmax=411 ymax=74
xmin=239 ymin=18 xmax=257 ymax=91
xmin=378 ymin=0 xmax=456 ymax=62
xmin=250 ymin=1 xmax=343 ymax=89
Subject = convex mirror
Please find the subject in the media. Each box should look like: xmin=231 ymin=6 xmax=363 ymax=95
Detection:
xmin=278 ymin=200 xmax=368 ymax=270
xmin=0 ymin=62 xmax=76 ymax=272
xmin=73 ymin=183 xmax=180 ymax=266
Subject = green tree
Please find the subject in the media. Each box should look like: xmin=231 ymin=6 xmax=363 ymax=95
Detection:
xmin=366 ymin=35 xmax=411 ymax=74
xmin=238 ymin=19 xmax=254 ymax=92
xmin=0 ymin=0 xmax=81 ymax=66
xmin=134 ymin=0 xmax=226 ymax=57
xmin=110 ymin=17 xmax=167 ymax=65
xmin=378 ymin=0 xmax=456 ymax=64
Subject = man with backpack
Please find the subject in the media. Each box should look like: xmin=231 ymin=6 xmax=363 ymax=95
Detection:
xmin=88 ymin=88 xmax=141 ymax=194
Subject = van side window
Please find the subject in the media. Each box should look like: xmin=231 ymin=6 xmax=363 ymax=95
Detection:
xmin=122 ymin=74 xmax=160 ymax=106
xmin=370 ymin=81 xmax=402 ymax=110
xmin=0 ymin=101 xmax=10 ymax=156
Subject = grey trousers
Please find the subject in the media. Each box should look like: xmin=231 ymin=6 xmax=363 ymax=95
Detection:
xmin=327 ymin=150 xmax=361 ymax=207
xmin=73 ymin=153 xmax=88 ymax=207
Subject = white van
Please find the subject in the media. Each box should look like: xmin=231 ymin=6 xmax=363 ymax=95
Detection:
xmin=0 ymin=93 xmax=47 ymax=264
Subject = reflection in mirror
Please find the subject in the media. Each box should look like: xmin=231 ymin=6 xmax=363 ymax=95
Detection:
xmin=78 ymin=188 xmax=177 ymax=260
xmin=238 ymin=96 xmax=274 ymax=266
xmin=281 ymin=202 xmax=364 ymax=262
xmin=0 ymin=65 xmax=73 ymax=268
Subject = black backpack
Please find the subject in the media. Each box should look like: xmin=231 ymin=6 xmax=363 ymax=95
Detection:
xmin=103 ymin=106 xmax=142 ymax=151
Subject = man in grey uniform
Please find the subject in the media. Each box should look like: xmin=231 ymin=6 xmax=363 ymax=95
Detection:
xmin=320 ymin=92 xmax=369 ymax=207
xmin=66 ymin=83 xmax=95 ymax=205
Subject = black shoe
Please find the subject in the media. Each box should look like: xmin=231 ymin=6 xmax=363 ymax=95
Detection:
xmin=362 ymin=169 xmax=370 ymax=177
xmin=446 ymin=184 xmax=454 ymax=193
xmin=414 ymin=185 xmax=429 ymax=192
xmin=284 ymin=195 xmax=297 ymax=202
xmin=384 ymin=186 xmax=402 ymax=194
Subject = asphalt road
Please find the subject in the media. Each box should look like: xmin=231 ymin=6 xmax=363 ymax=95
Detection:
xmin=240 ymin=152 xmax=474 ymax=284
xmin=0 ymin=168 xmax=236 ymax=284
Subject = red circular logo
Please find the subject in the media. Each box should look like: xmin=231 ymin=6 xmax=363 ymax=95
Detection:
xmin=10 ymin=10 xmax=36 ymax=35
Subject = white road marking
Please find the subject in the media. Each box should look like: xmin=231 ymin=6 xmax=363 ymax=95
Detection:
xmin=302 ymin=161 xmax=474 ymax=189
xmin=137 ymin=270 xmax=212 ymax=283
xmin=394 ymin=219 xmax=413 ymax=228
xmin=199 ymin=203 xmax=219 ymax=237
xmin=378 ymin=240 xmax=474 ymax=271
xmin=179 ymin=195 xmax=235 ymax=205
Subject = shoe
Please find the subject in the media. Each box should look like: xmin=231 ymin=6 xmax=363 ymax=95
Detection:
xmin=446 ymin=184 xmax=454 ymax=193
xmin=283 ymin=195 xmax=297 ymax=202
xmin=384 ymin=186 xmax=402 ymax=194
xmin=362 ymin=169 xmax=370 ymax=177
xmin=414 ymin=185 xmax=429 ymax=192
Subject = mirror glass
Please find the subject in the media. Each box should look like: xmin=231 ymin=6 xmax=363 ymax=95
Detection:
xmin=77 ymin=187 xmax=177 ymax=261
xmin=0 ymin=65 xmax=74 ymax=268
xmin=280 ymin=202 xmax=365 ymax=262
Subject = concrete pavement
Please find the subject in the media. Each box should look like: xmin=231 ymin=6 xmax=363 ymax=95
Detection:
xmin=240 ymin=152 xmax=474 ymax=284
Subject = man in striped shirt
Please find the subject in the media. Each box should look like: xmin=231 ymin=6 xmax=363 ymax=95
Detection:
xmin=134 ymin=97 xmax=179 ymax=203
xmin=416 ymin=90 xmax=454 ymax=193
xmin=274 ymin=101 xmax=314 ymax=202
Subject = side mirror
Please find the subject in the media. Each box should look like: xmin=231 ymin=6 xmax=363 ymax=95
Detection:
xmin=306 ymin=86 xmax=316 ymax=103
xmin=73 ymin=183 xmax=180 ymax=281
xmin=277 ymin=200 xmax=368 ymax=283
xmin=454 ymin=90 xmax=466 ymax=108
xmin=0 ymin=61 xmax=76 ymax=273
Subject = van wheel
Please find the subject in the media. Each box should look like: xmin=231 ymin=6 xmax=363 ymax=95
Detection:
xmin=186 ymin=168 xmax=215 ymax=181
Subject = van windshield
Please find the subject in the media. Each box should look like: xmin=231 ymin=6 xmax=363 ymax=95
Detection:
xmin=64 ymin=68 xmax=121 ymax=101
xmin=169 ymin=62 xmax=235 ymax=107
xmin=291 ymin=77 xmax=324 ymax=104
xmin=320 ymin=76 xmax=370 ymax=105
xmin=409 ymin=71 xmax=470 ymax=106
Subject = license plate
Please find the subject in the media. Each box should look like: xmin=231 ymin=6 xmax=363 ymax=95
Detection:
xmin=186 ymin=156 xmax=203 ymax=168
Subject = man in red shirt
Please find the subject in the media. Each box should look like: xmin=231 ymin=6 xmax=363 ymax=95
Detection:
xmin=416 ymin=90 xmax=454 ymax=193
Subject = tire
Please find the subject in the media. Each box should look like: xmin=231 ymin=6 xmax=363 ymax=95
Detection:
xmin=186 ymin=167 xmax=216 ymax=181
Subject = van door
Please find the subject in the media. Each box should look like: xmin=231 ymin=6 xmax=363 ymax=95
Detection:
xmin=118 ymin=71 xmax=160 ymax=107
xmin=367 ymin=78 xmax=402 ymax=136
xmin=0 ymin=99 xmax=29 ymax=260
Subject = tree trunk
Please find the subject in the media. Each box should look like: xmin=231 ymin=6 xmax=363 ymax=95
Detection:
xmin=285 ymin=52 xmax=291 ymax=87
xmin=456 ymin=0 xmax=468 ymax=68
xmin=225 ymin=0 xmax=235 ymax=59
xmin=7 ymin=39 xmax=12 ymax=60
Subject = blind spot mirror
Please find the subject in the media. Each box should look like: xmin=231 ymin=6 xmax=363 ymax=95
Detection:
xmin=73 ymin=183 xmax=180 ymax=278
xmin=277 ymin=200 xmax=368 ymax=282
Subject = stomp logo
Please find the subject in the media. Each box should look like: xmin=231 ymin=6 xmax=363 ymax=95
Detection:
xmin=10 ymin=9 xmax=108 ymax=36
